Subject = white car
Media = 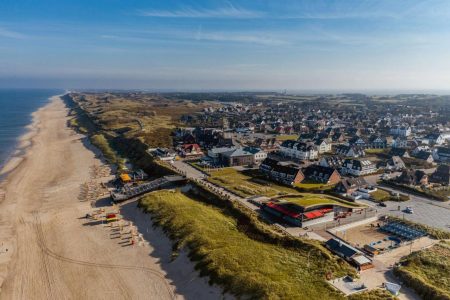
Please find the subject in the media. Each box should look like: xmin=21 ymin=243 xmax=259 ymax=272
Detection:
xmin=404 ymin=206 xmax=414 ymax=214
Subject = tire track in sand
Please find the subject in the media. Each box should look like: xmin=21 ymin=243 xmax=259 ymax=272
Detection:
xmin=32 ymin=212 xmax=175 ymax=299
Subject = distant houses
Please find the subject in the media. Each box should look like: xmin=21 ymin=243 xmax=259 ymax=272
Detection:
xmin=334 ymin=145 xmax=365 ymax=158
xmin=396 ymin=169 xmax=428 ymax=186
xmin=433 ymin=147 xmax=450 ymax=162
xmin=390 ymin=126 xmax=411 ymax=137
xmin=429 ymin=165 xmax=450 ymax=186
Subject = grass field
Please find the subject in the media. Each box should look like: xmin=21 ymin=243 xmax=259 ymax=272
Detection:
xmin=278 ymin=194 xmax=361 ymax=208
xmin=370 ymin=189 xmax=391 ymax=202
xmin=294 ymin=181 xmax=336 ymax=191
xmin=207 ymin=168 xmax=299 ymax=197
xmin=365 ymin=148 xmax=387 ymax=154
xmin=395 ymin=241 xmax=450 ymax=300
xmin=140 ymin=190 xmax=351 ymax=299
xmin=276 ymin=134 xmax=299 ymax=141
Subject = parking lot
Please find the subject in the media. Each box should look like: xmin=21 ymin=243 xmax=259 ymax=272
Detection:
xmin=358 ymin=197 xmax=450 ymax=232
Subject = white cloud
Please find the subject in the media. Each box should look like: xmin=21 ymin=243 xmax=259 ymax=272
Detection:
xmin=0 ymin=27 xmax=26 ymax=39
xmin=196 ymin=31 xmax=288 ymax=46
xmin=138 ymin=4 xmax=262 ymax=18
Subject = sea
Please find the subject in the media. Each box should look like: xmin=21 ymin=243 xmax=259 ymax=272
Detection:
xmin=0 ymin=89 xmax=63 ymax=169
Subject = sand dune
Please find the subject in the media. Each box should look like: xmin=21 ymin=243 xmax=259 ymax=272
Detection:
xmin=0 ymin=96 xmax=225 ymax=300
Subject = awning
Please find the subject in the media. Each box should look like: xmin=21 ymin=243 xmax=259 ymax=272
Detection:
xmin=120 ymin=174 xmax=131 ymax=182
xmin=303 ymin=210 xmax=324 ymax=220
xmin=266 ymin=202 xmax=301 ymax=218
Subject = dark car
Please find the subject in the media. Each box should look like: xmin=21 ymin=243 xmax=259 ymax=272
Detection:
xmin=378 ymin=202 xmax=387 ymax=207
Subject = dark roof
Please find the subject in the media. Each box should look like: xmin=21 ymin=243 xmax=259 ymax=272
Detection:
xmin=303 ymin=165 xmax=337 ymax=178
xmin=389 ymin=148 xmax=408 ymax=156
xmin=429 ymin=165 xmax=450 ymax=185
xmin=322 ymin=156 xmax=344 ymax=167
xmin=281 ymin=140 xmax=316 ymax=151
xmin=412 ymin=151 xmax=432 ymax=160
xmin=338 ymin=177 xmax=368 ymax=190
xmin=397 ymin=169 xmax=427 ymax=185
xmin=436 ymin=147 xmax=450 ymax=155
xmin=260 ymin=157 xmax=301 ymax=176
xmin=325 ymin=238 xmax=359 ymax=258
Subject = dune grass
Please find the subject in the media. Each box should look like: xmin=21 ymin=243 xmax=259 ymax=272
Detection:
xmin=394 ymin=241 xmax=450 ymax=300
xmin=278 ymin=194 xmax=361 ymax=208
xmin=140 ymin=190 xmax=350 ymax=299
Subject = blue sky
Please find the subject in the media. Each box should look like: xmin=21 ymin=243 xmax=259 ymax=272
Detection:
xmin=1 ymin=0 xmax=450 ymax=91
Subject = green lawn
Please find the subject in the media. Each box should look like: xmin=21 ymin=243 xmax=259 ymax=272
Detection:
xmin=365 ymin=148 xmax=386 ymax=154
xmin=278 ymin=194 xmax=362 ymax=208
xmin=276 ymin=134 xmax=299 ymax=141
xmin=207 ymin=167 xmax=299 ymax=197
xmin=370 ymin=189 xmax=391 ymax=202
xmin=140 ymin=190 xmax=350 ymax=299
xmin=294 ymin=181 xmax=336 ymax=191
xmin=395 ymin=242 xmax=450 ymax=300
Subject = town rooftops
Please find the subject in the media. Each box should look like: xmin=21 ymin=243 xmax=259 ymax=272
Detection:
xmin=303 ymin=165 xmax=337 ymax=178
xmin=338 ymin=177 xmax=368 ymax=190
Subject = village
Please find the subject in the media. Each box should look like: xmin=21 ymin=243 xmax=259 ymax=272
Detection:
xmin=67 ymin=92 xmax=450 ymax=300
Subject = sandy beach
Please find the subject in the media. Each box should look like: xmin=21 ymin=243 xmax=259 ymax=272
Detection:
xmin=0 ymin=95 xmax=226 ymax=300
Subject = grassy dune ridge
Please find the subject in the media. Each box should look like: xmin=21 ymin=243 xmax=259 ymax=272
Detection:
xmin=140 ymin=190 xmax=351 ymax=299
xmin=394 ymin=242 xmax=450 ymax=300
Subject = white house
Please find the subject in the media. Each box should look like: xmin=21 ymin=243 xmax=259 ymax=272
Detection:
xmin=314 ymin=139 xmax=332 ymax=153
xmin=392 ymin=137 xmax=408 ymax=149
xmin=341 ymin=159 xmax=377 ymax=176
xmin=279 ymin=140 xmax=319 ymax=160
xmin=252 ymin=148 xmax=268 ymax=164
xmin=423 ymin=133 xmax=445 ymax=145
xmin=390 ymin=126 xmax=411 ymax=137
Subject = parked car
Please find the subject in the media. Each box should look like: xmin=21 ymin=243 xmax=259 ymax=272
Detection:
xmin=404 ymin=206 xmax=414 ymax=214
xmin=378 ymin=202 xmax=387 ymax=207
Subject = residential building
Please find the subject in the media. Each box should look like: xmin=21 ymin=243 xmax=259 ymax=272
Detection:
xmin=429 ymin=165 xmax=450 ymax=186
xmin=411 ymin=151 xmax=434 ymax=163
xmin=396 ymin=169 xmax=428 ymax=186
xmin=384 ymin=156 xmax=406 ymax=171
xmin=392 ymin=136 xmax=408 ymax=148
xmin=259 ymin=158 xmax=305 ymax=185
xmin=341 ymin=159 xmax=377 ymax=176
xmin=319 ymin=156 xmax=344 ymax=169
xmin=207 ymin=146 xmax=236 ymax=164
xmin=390 ymin=126 xmax=411 ymax=137
xmin=335 ymin=177 xmax=369 ymax=194
xmin=423 ymin=133 xmax=445 ymax=145
xmin=389 ymin=148 xmax=410 ymax=158
xmin=302 ymin=165 xmax=341 ymax=184
xmin=348 ymin=136 xmax=367 ymax=148
xmin=433 ymin=147 xmax=450 ymax=162
xmin=178 ymin=143 xmax=203 ymax=159
xmin=314 ymin=139 xmax=332 ymax=153
xmin=221 ymin=148 xmax=256 ymax=166
xmin=279 ymin=140 xmax=319 ymax=160
xmin=367 ymin=135 xmax=388 ymax=149
xmin=334 ymin=145 xmax=365 ymax=158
